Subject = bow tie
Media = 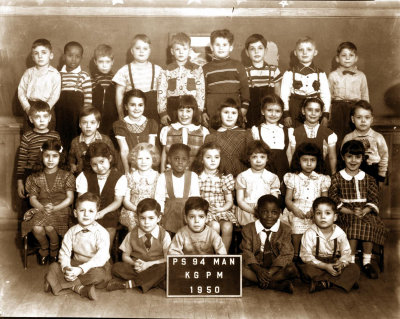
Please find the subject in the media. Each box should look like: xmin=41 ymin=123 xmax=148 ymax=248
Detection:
xmin=81 ymin=228 xmax=90 ymax=233
xmin=342 ymin=70 xmax=355 ymax=76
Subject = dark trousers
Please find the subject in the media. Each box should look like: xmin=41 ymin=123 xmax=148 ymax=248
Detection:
xmin=112 ymin=262 xmax=166 ymax=293
xmin=288 ymin=95 xmax=306 ymax=128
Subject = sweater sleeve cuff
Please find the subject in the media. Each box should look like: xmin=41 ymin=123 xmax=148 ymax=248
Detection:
xmin=322 ymin=112 xmax=330 ymax=119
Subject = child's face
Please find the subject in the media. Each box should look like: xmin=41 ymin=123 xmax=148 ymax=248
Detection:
xmin=43 ymin=150 xmax=60 ymax=171
xmin=131 ymin=40 xmax=151 ymax=63
xmin=138 ymin=210 xmax=161 ymax=233
xmin=351 ymin=108 xmax=373 ymax=133
xmin=177 ymin=107 xmax=194 ymax=125
xmin=250 ymin=152 xmax=268 ymax=172
xmin=64 ymin=45 xmax=83 ymax=71
xmin=342 ymin=152 xmax=362 ymax=173
xmin=95 ymin=56 xmax=114 ymax=74
xmin=90 ymin=156 xmax=112 ymax=176
xmin=302 ymin=102 xmax=322 ymax=125
xmin=210 ymin=37 xmax=233 ymax=59
xmin=136 ymin=149 xmax=153 ymax=172
xmin=220 ymin=107 xmax=238 ymax=128
xmin=336 ymin=48 xmax=358 ymax=69
xmin=31 ymin=45 xmax=53 ymax=68
xmin=246 ymin=41 xmax=266 ymax=65
xmin=299 ymin=155 xmax=317 ymax=175
xmin=168 ymin=149 xmax=189 ymax=176
xmin=185 ymin=209 xmax=207 ymax=233
xmin=294 ymin=42 xmax=317 ymax=65
xmin=29 ymin=111 xmax=51 ymax=132
xmin=126 ymin=96 xmax=145 ymax=119
xmin=74 ymin=200 xmax=98 ymax=227
xmin=202 ymin=148 xmax=221 ymax=171
xmin=171 ymin=43 xmax=190 ymax=64
xmin=262 ymin=103 xmax=283 ymax=125
xmin=257 ymin=201 xmax=281 ymax=229
xmin=79 ymin=114 xmax=100 ymax=137
xmin=313 ymin=203 xmax=337 ymax=230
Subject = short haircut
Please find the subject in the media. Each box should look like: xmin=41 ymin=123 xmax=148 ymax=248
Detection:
xmin=94 ymin=44 xmax=114 ymax=60
xmin=167 ymin=143 xmax=191 ymax=158
xmin=136 ymin=198 xmax=161 ymax=217
xmin=337 ymin=41 xmax=357 ymax=55
xmin=312 ymin=196 xmax=337 ymax=214
xmin=210 ymin=29 xmax=234 ymax=45
xmin=28 ymin=100 xmax=51 ymax=117
xmin=173 ymin=95 xmax=201 ymax=125
xmin=350 ymin=100 xmax=373 ymax=116
xmin=64 ymin=41 xmax=83 ymax=54
xmin=132 ymin=34 xmax=151 ymax=47
xmin=76 ymin=192 xmax=101 ymax=210
xmin=261 ymin=94 xmax=284 ymax=112
xmin=184 ymin=196 xmax=209 ymax=216
xmin=340 ymin=140 xmax=365 ymax=157
xmin=211 ymin=98 xmax=244 ymax=130
xmin=295 ymin=36 xmax=316 ymax=49
xmin=171 ymin=32 xmax=191 ymax=47
xmin=128 ymin=142 xmax=161 ymax=169
xmin=86 ymin=142 xmax=115 ymax=167
xmin=246 ymin=140 xmax=270 ymax=162
xmin=79 ymin=106 xmax=101 ymax=122
xmin=290 ymin=142 xmax=324 ymax=174
xmin=32 ymin=38 xmax=52 ymax=51
xmin=123 ymin=89 xmax=147 ymax=107
xmin=254 ymin=194 xmax=281 ymax=218
xmin=245 ymin=34 xmax=267 ymax=50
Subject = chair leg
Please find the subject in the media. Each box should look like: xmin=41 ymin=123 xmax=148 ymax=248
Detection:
xmin=379 ymin=245 xmax=384 ymax=272
xmin=24 ymin=235 xmax=28 ymax=269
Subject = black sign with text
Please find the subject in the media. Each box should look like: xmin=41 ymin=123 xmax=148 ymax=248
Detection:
xmin=167 ymin=255 xmax=242 ymax=297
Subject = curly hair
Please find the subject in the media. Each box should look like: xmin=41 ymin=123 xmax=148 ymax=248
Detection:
xmin=85 ymin=142 xmax=115 ymax=168
xmin=127 ymin=142 xmax=160 ymax=170
xmin=190 ymin=141 xmax=229 ymax=176
xmin=290 ymin=142 xmax=324 ymax=174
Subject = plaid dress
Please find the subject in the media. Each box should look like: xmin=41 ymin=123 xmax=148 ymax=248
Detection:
xmin=329 ymin=169 xmax=387 ymax=245
xmin=22 ymin=169 xmax=75 ymax=236
xmin=198 ymin=171 xmax=237 ymax=224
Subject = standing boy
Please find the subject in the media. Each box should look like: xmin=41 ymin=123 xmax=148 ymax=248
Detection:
xmin=158 ymin=32 xmax=205 ymax=125
xmin=18 ymin=38 xmax=61 ymax=131
xmin=45 ymin=192 xmax=110 ymax=300
xmin=202 ymin=29 xmax=250 ymax=126
xmin=107 ymin=198 xmax=171 ymax=293
xmin=280 ymin=36 xmax=331 ymax=128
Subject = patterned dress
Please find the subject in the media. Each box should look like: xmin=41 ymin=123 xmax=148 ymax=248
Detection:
xmin=22 ymin=169 xmax=75 ymax=236
xmin=282 ymin=172 xmax=331 ymax=234
xmin=120 ymin=169 xmax=159 ymax=231
xmin=329 ymin=169 xmax=387 ymax=245
xmin=198 ymin=171 xmax=237 ymax=224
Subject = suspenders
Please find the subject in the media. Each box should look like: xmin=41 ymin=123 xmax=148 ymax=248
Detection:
xmin=315 ymin=235 xmax=338 ymax=260
xmin=128 ymin=63 xmax=155 ymax=90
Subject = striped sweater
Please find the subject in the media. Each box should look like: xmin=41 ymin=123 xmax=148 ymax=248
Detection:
xmin=203 ymin=57 xmax=250 ymax=109
xmin=60 ymin=65 xmax=92 ymax=107
xmin=16 ymin=130 xmax=61 ymax=179
xmin=245 ymin=63 xmax=282 ymax=88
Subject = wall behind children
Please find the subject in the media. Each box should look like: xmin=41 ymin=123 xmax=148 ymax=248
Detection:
xmin=0 ymin=3 xmax=399 ymax=119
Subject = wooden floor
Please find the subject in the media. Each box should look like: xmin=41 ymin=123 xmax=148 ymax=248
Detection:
xmin=0 ymin=229 xmax=399 ymax=319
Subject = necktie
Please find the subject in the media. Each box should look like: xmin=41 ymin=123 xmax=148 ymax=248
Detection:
xmin=262 ymin=230 xmax=273 ymax=267
xmin=144 ymin=233 xmax=152 ymax=250
xmin=342 ymin=70 xmax=355 ymax=75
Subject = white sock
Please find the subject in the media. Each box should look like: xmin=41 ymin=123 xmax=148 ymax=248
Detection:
xmin=363 ymin=253 xmax=372 ymax=265
xmin=350 ymin=255 xmax=356 ymax=263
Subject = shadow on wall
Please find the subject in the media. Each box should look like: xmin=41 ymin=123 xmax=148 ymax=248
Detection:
xmin=384 ymin=83 xmax=400 ymax=116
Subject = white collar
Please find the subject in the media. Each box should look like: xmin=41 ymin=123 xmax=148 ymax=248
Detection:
xmin=61 ymin=65 xmax=82 ymax=73
xmin=171 ymin=122 xmax=200 ymax=131
xmin=339 ymin=169 xmax=365 ymax=181
xmin=124 ymin=115 xmax=146 ymax=125
xmin=311 ymin=223 xmax=343 ymax=240
xmin=299 ymin=171 xmax=320 ymax=180
xmin=75 ymin=221 xmax=98 ymax=233
xmin=217 ymin=126 xmax=238 ymax=132
xmin=304 ymin=123 xmax=320 ymax=130
xmin=261 ymin=123 xmax=284 ymax=129
xmin=255 ymin=219 xmax=280 ymax=234
xmin=138 ymin=225 xmax=160 ymax=239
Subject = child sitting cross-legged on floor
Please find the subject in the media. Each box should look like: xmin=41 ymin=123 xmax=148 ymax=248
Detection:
xmin=107 ymin=198 xmax=171 ymax=293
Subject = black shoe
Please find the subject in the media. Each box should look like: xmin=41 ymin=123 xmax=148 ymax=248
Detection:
xmin=48 ymin=256 xmax=58 ymax=264
xmin=275 ymin=280 xmax=294 ymax=294
xmin=80 ymin=285 xmax=97 ymax=300
xmin=352 ymin=281 xmax=360 ymax=290
xmin=363 ymin=263 xmax=379 ymax=279
xmin=37 ymin=254 xmax=48 ymax=266
xmin=106 ymin=279 xmax=127 ymax=291
xmin=44 ymin=278 xmax=51 ymax=293
xmin=309 ymin=280 xmax=331 ymax=293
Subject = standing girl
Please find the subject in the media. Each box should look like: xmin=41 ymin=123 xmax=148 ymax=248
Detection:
xmin=329 ymin=140 xmax=387 ymax=279
xmin=22 ymin=139 xmax=75 ymax=265
xmin=191 ymin=142 xmax=236 ymax=251
xmin=113 ymin=89 xmax=159 ymax=174
xmin=236 ymin=140 xmax=280 ymax=226
xmin=289 ymin=97 xmax=337 ymax=175
xmin=283 ymin=142 xmax=331 ymax=260
xmin=251 ymin=94 xmax=290 ymax=182
xmin=159 ymin=95 xmax=209 ymax=172
xmin=120 ymin=143 xmax=160 ymax=231
xmin=204 ymin=98 xmax=253 ymax=178
xmin=76 ymin=142 xmax=127 ymax=244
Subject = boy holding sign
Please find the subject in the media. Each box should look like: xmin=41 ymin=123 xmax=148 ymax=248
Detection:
xmin=240 ymin=195 xmax=298 ymax=293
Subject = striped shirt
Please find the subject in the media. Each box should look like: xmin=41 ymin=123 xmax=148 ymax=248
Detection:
xmin=245 ymin=63 xmax=282 ymax=88
xmin=92 ymin=72 xmax=113 ymax=90
xmin=60 ymin=65 xmax=92 ymax=107
xmin=16 ymin=130 xmax=61 ymax=179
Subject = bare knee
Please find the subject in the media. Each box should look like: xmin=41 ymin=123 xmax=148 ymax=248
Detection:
xmin=33 ymin=226 xmax=45 ymax=235
xmin=220 ymin=221 xmax=233 ymax=235
xmin=208 ymin=221 xmax=220 ymax=233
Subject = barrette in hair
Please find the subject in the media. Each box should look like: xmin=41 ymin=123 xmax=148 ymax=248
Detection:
xmin=59 ymin=146 xmax=63 ymax=153
xmin=40 ymin=147 xmax=43 ymax=152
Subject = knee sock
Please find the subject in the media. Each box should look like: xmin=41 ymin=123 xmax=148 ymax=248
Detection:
xmin=49 ymin=243 xmax=59 ymax=257
xmin=127 ymin=280 xmax=136 ymax=289
xmin=36 ymin=237 xmax=49 ymax=256
xmin=363 ymin=253 xmax=372 ymax=265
